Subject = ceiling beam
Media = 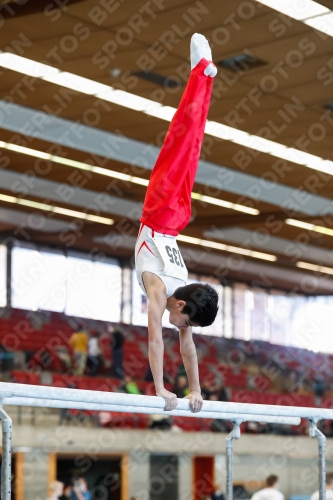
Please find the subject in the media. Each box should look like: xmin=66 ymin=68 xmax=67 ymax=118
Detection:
xmin=1 ymin=101 xmax=333 ymax=216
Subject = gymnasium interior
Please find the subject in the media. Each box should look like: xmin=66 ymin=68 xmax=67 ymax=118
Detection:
xmin=0 ymin=0 xmax=333 ymax=499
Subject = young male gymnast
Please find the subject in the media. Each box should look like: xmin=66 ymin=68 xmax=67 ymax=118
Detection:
xmin=135 ymin=34 xmax=218 ymax=413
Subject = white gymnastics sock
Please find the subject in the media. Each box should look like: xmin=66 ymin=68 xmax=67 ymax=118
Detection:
xmin=190 ymin=33 xmax=217 ymax=77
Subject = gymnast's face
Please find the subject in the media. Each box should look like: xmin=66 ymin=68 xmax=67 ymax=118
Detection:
xmin=169 ymin=300 xmax=198 ymax=329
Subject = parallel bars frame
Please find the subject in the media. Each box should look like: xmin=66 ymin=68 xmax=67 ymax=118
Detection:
xmin=0 ymin=383 xmax=328 ymax=500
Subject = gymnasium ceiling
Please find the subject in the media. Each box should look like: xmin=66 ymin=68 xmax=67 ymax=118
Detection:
xmin=1 ymin=0 xmax=333 ymax=292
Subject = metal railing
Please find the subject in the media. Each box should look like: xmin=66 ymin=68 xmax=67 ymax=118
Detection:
xmin=0 ymin=382 xmax=328 ymax=500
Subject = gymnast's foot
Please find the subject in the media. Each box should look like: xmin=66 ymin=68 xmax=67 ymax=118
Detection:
xmin=190 ymin=33 xmax=217 ymax=77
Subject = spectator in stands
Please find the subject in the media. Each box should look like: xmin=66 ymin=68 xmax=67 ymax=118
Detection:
xmin=62 ymin=485 xmax=72 ymax=499
xmin=70 ymin=477 xmax=91 ymax=500
xmin=311 ymin=472 xmax=333 ymax=500
xmin=87 ymin=330 xmax=103 ymax=376
xmin=120 ymin=375 xmax=141 ymax=395
xmin=251 ymin=475 xmax=283 ymax=500
xmin=69 ymin=325 xmax=88 ymax=376
xmin=201 ymin=379 xmax=214 ymax=400
xmin=48 ymin=480 xmax=64 ymax=500
xmin=209 ymin=392 xmax=230 ymax=433
xmin=314 ymin=376 xmax=327 ymax=406
xmin=110 ymin=327 xmax=125 ymax=379
xmin=210 ymin=484 xmax=224 ymax=500
xmin=217 ymin=381 xmax=228 ymax=402
xmin=148 ymin=413 xmax=172 ymax=430
xmin=55 ymin=346 xmax=72 ymax=371
xmin=176 ymin=363 xmax=187 ymax=378
xmin=173 ymin=375 xmax=189 ymax=398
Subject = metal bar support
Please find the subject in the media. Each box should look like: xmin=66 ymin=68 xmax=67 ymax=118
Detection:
xmin=0 ymin=408 xmax=12 ymax=500
xmin=309 ymin=419 xmax=326 ymax=500
xmin=226 ymin=420 xmax=241 ymax=500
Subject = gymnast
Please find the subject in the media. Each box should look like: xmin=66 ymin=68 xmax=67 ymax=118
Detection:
xmin=135 ymin=34 xmax=218 ymax=413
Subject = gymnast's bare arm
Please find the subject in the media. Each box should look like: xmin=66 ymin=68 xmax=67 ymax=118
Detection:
xmin=142 ymin=271 xmax=178 ymax=411
xmin=179 ymin=327 xmax=203 ymax=412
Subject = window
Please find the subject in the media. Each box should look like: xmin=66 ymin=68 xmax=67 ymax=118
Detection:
xmin=250 ymin=288 xmax=270 ymax=342
xmin=270 ymin=292 xmax=291 ymax=346
xmin=11 ymin=245 xmax=68 ymax=313
xmin=65 ymin=252 xmax=121 ymax=322
xmin=11 ymin=244 xmax=122 ymax=321
xmin=122 ymin=267 xmax=132 ymax=324
xmin=233 ymin=283 xmax=249 ymax=340
xmin=223 ymin=286 xmax=233 ymax=339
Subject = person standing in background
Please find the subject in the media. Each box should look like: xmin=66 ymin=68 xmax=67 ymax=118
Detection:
xmin=110 ymin=327 xmax=125 ymax=379
xmin=311 ymin=472 xmax=333 ymax=500
xmin=120 ymin=375 xmax=141 ymax=394
xmin=251 ymin=475 xmax=284 ymax=500
xmin=69 ymin=324 xmax=88 ymax=376
xmin=48 ymin=481 xmax=64 ymax=500
xmin=210 ymin=484 xmax=224 ymax=500
xmin=172 ymin=375 xmax=189 ymax=398
xmin=87 ymin=330 xmax=103 ymax=376
xmin=70 ymin=478 xmax=91 ymax=500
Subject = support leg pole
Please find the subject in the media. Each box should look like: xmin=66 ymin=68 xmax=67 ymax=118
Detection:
xmin=318 ymin=431 xmax=326 ymax=500
xmin=226 ymin=432 xmax=233 ymax=500
xmin=226 ymin=422 xmax=241 ymax=500
xmin=0 ymin=409 xmax=12 ymax=500
xmin=309 ymin=420 xmax=326 ymax=500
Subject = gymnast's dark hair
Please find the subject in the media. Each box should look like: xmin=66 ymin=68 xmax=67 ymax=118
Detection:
xmin=174 ymin=283 xmax=219 ymax=327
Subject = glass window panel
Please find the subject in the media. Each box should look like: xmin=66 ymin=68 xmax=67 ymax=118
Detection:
xmin=224 ymin=286 xmax=233 ymax=339
xmin=250 ymin=288 xmax=270 ymax=341
xmin=11 ymin=245 xmax=42 ymax=311
xmin=66 ymin=254 xmax=121 ymax=321
xmin=92 ymin=260 xmax=121 ymax=322
xmin=302 ymin=296 xmax=333 ymax=354
xmin=122 ymin=267 xmax=132 ymax=324
xmin=0 ymin=245 xmax=7 ymax=308
xmin=38 ymin=249 xmax=67 ymax=313
xmin=289 ymin=296 xmax=308 ymax=349
xmin=233 ymin=283 xmax=249 ymax=340
xmin=65 ymin=254 xmax=95 ymax=318
xmin=270 ymin=292 xmax=292 ymax=346
xmin=12 ymin=245 xmax=66 ymax=312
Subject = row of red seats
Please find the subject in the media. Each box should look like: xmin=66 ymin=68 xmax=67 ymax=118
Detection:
xmin=232 ymin=389 xmax=315 ymax=407
xmin=10 ymin=370 xmax=173 ymax=394
xmin=2 ymin=311 xmax=268 ymax=389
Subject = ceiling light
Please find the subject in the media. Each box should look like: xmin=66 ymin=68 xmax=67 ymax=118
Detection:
xmin=96 ymin=88 xmax=158 ymax=113
xmin=296 ymin=261 xmax=333 ymax=275
xmin=0 ymin=193 xmax=16 ymax=203
xmin=191 ymin=192 xmax=259 ymax=215
xmin=0 ymin=51 xmax=332 ymax=178
xmin=0 ymin=51 xmax=60 ymax=78
xmin=147 ymin=106 xmax=176 ymax=121
xmin=255 ymin=0 xmax=329 ymax=20
xmin=255 ymin=0 xmax=333 ymax=37
xmin=44 ymin=72 xmax=110 ymax=95
xmin=0 ymin=192 xmax=114 ymax=225
xmin=306 ymin=12 xmax=333 ymax=37
xmin=177 ymin=234 xmax=277 ymax=261
xmin=0 ymin=141 xmax=255 ymax=215
xmin=91 ymin=166 xmax=149 ymax=186
xmin=17 ymin=199 xmax=53 ymax=211
xmin=286 ymin=218 xmax=333 ymax=237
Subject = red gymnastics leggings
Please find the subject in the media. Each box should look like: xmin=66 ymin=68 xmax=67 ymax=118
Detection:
xmin=140 ymin=58 xmax=214 ymax=237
